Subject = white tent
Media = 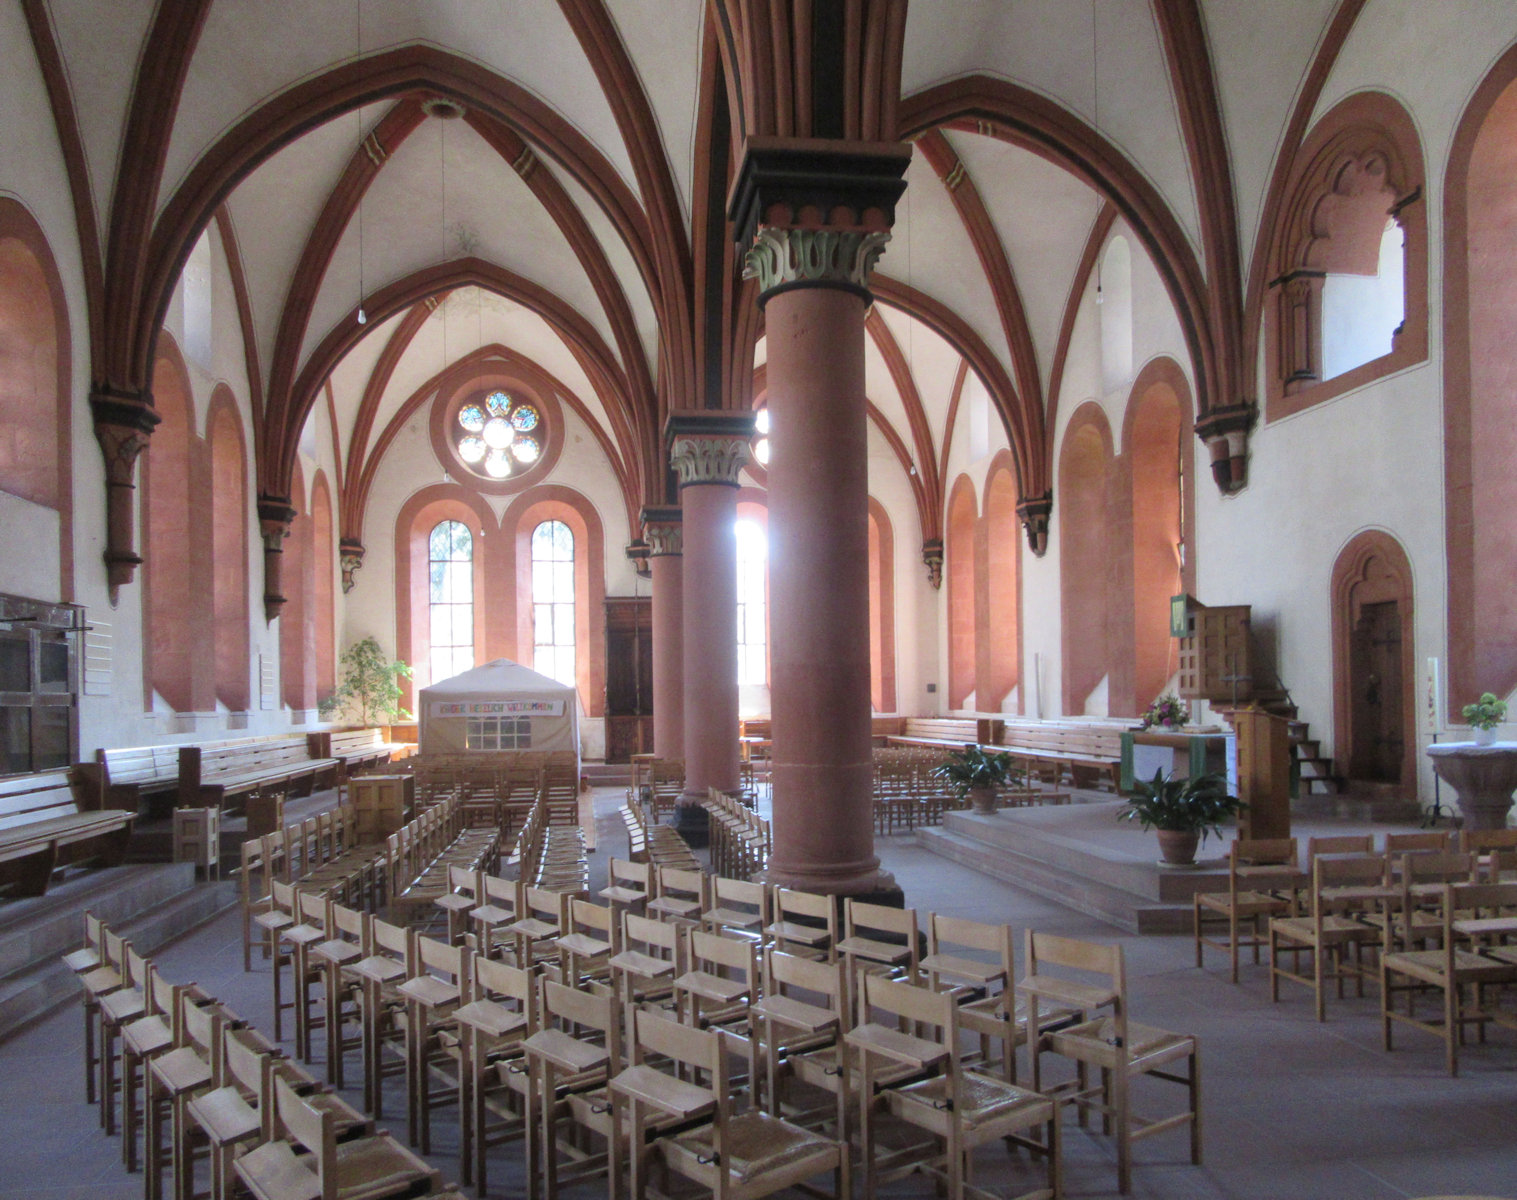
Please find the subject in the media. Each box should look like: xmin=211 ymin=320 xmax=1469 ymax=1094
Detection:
xmin=417 ymin=658 xmax=580 ymax=763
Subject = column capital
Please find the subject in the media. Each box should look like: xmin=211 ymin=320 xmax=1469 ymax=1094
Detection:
xmin=257 ymin=494 xmax=296 ymax=623
xmin=641 ymin=506 xmax=684 ymax=556
xmin=90 ymin=385 xmax=161 ymax=600
xmin=339 ymin=538 xmax=365 ymax=594
xmin=1194 ymin=404 xmax=1257 ymax=495
xmin=742 ymin=226 xmax=892 ymax=304
xmin=921 ymin=538 xmax=944 ymax=590
xmin=625 ymin=539 xmax=651 ymax=578
xmin=728 ymin=136 xmax=913 ymax=244
xmin=664 ymin=411 xmax=755 ymax=488
xmin=1016 ymin=492 xmax=1053 ymax=557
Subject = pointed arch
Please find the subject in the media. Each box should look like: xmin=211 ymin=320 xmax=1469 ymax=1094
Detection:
xmin=867 ymin=497 xmax=897 ymax=713
xmin=1059 ymin=403 xmax=1114 ymax=715
xmin=946 ymin=475 xmax=978 ymax=710
xmin=207 ymin=387 xmax=249 ymax=710
xmin=982 ymin=453 xmax=1021 ymax=712
xmin=280 ymin=460 xmax=315 ymax=713
xmin=310 ymin=472 xmax=336 ymax=703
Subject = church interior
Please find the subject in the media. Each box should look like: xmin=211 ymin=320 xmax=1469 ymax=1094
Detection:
xmin=2 ymin=2 xmax=1517 ymax=1198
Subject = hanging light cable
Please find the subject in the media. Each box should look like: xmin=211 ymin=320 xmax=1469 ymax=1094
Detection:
xmin=355 ymin=0 xmax=367 ymax=325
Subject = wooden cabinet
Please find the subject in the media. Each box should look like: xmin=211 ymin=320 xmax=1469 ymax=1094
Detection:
xmin=1177 ymin=602 xmax=1253 ymax=703
xmin=351 ymin=774 xmax=414 ymax=841
xmin=605 ymin=596 xmax=652 ymax=763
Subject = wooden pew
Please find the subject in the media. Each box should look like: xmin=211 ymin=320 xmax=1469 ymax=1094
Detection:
xmin=87 ymin=744 xmax=182 ymax=813
xmin=307 ymin=728 xmax=410 ymax=782
xmin=996 ymin=719 xmax=1132 ymax=791
xmin=887 ymin=717 xmax=1003 ymax=749
xmin=181 ymin=735 xmax=339 ymax=809
xmin=0 ymin=770 xmax=135 ymax=896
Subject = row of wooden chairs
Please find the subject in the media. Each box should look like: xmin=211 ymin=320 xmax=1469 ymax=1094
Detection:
xmin=702 ymin=788 xmax=770 ymax=879
xmin=252 ymin=868 xmax=1199 ymax=1199
xmin=1193 ymin=832 xmax=1517 ymax=1075
xmin=506 ymin=797 xmax=589 ymax=893
xmin=619 ymin=800 xmax=700 ymax=871
xmin=65 ymin=913 xmax=458 ymax=1200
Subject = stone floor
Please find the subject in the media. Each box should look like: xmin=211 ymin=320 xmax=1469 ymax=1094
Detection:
xmin=1 ymin=785 xmax=1512 ymax=1199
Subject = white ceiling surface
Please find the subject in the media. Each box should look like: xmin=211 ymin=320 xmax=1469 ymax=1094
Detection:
xmin=889 ymin=152 xmax=1013 ymax=381
xmin=224 ymin=104 xmax=390 ymax=370
xmin=1200 ymin=0 xmax=1338 ymax=275
xmin=164 ymin=1 xmax=640 ymax=209
xmin=948 ymin=131 xmax=1103 ymax=397
xmin=604 ymin=0 xmax=707 ymax=226
xmin=899 ymin=0 xmax=1202 ymax=262
xmin=45 ymin=0 xmax=155 ymax=242
xmin=872 ymin=304 xmax=965 ymax=445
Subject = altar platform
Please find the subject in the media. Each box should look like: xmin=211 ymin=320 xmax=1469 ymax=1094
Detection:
xmin=914 ymin=793 xmax=1439 ymax=934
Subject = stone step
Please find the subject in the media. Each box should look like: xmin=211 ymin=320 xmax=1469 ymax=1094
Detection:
xmin=1293 ymin=791 xmax=1420 ymax=822
xmin=913 ymin=826 xmax=1193 ymax=935
xmin=0 ymin=874 xmax=238 ymax=1042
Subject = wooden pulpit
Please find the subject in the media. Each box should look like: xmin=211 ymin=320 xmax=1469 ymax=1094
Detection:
xmin=1221 ymin=706 xmax=1292 ymax=839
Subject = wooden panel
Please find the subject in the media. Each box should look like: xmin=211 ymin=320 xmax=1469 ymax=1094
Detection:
xmin=1223 ymin=707 xmax=1293 ymax=839
xmin=1178 ymin=604 xmax=1253 ymax=702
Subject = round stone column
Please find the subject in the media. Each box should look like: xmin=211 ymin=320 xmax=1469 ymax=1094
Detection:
xmin=667 ymin=415 xmax=753 ymax=845
xmin=749 ymin=228 xmax=892 ymax=897
xmin=642 ymin=507 xmax=684 ymax=759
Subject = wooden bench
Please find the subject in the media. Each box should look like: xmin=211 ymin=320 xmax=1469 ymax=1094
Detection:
xmin=995 ymin=720 xmax=1133 ymax=791
xmin=308 ymin=729 xmax=410 ymax=782
xmin=181 ymin=735 xmax=339 ymax=809
xmin=82 ymin=744 xmax=183 ymax=813
xmin=887 ymin=717 xmax=1002 ymax=749
xmin=0 ymin=770 xmax=135 ymax=896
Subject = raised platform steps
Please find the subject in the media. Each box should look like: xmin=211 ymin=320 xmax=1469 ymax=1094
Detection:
xmin=915 ymin=802 xmax=1213 ymax=933
xmin=0 ymin=863 xmax=236 ymax=1041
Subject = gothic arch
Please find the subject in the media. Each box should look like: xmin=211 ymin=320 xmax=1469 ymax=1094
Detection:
xmin=206 ymin=387 xmax=249 ymax=710
xmin=867 ymin=497 xmax=897 ymax=714
xmin=0 ymin=198 xmax=73 ymax=597
xmin=946 ymin=475 xmax=977 ymax=710
xmin=1331 ymin=529 xmax=1415 ymax=789
xmin=1444 ymin=46 xmax=1517 ymax=706
xmin=310 ymin=471 xmax=336 ymax=704
xmin=982 ymin=453 xmax=1020 ymax=712
xmin=1059 ymin=403 xmax=1114 ymax=715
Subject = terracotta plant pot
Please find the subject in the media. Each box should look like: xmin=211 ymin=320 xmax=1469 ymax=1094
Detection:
xmin=968 ymin=786 xmax=999 ymax=816
xmin=1155 ymin=828 xmax=1200 ymax=866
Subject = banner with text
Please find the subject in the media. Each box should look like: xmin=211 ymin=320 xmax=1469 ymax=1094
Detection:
xmin=431 ymin=699 xmax=565 ymax=718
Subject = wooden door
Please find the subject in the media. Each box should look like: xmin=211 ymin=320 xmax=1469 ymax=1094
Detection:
xmin=1349 ymin=600 xmax=1403 ymax=782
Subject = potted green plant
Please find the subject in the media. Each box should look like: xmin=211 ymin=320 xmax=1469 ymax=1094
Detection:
xmin=1462 ymin=692 xmax=1507 ymax=746
xmin=932 ymin=745 xmax=1015 ymax=816
xmin=1140 ymin=693 xmax=1190 ymax=731
xmin=319 ymin=637 xmax=414 ymax=728
xmin=1118 ymin=770 xmax=1245 ymax=866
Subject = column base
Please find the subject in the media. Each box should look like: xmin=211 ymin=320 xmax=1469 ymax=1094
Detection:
xmin=758 ymin=865 xmax=903 ymax=907
xmin=669 ymin=799 xmax=711 ymax=848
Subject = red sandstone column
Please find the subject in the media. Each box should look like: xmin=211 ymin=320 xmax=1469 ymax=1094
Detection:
xmin=761 ymin=266 xmax=886 ymax=896
xmin=729 ymin=139 xmax=911 ymax=898
xmin=642 ymin=507 xmax=684 ymax=758
xmin=667 ymin=414 xmax=753 ymax=844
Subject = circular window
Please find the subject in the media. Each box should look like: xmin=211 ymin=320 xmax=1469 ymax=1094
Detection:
xmin=431 ymin=379 xmax=561 ymax=493
xmin=453 ymin=390 xmax=544 ymax=480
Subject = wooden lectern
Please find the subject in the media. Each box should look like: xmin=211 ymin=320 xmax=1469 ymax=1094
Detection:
xmin=1220 ymin=706 xmax=1292 ymax=839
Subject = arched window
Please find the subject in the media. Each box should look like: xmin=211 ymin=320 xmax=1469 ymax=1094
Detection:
xmin=429 ymin=520 xmax=474 ymax=685
xmin=532 ymin=520 xmax=575 ymax=687
xmin=735 ymin=518 xmax=768 ymax=686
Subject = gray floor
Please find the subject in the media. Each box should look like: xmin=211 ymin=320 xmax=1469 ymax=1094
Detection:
xmin=2 ymin=786 xmax=1513 ymax=1200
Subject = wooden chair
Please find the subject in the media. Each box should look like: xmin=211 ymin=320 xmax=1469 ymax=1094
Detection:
xmin=1381 ymin=880 xmax=1517 ymax=1075
xmin=1461 ymin=827 xmax=1517 ymax=880
xmin=1270 ymin=852 xmax=1393 ymax=1021
xmin=143 ymin=990 xmax=225 ymax=1200
xmin=703 ymin=876 xmax=771 ymax=939
xmin=850 ymin=973 xmax=1060 ymax=1200
xmin=924 ymin=912 xmax=1075 ymax=1083
xmin=1193 ymin=837 xmax=1302 ymax=982
xmin=610 ymin=912 xmax=684 ymax=1021
xmin=839 ymin=898 xmax=919 ymax=1018
xmin=527 ymin=978 xmax=622 ymax=1200
xmin=434 ymin=864 xmax=484 ymax=945
xmin=119 ymin=964 xmax=195 ymax=1171
xmin=767 ymin=887 xmax=837 ymax=962
xmin=507 ymin=884 xmax=569 ymax=970
xmin=308 ymin=902 xmax=367 ymax=1088
xmin=600 ymin=857 xmax=651 ymax=911
xmin=454 ymin=953 xmax=534 ymax=1193
xmin=1306 ymin=834 xmax=1375 ymax=864
xmin=98 ymin=942 xmax=152 ymax=1135
xmin=676 ymin=929 xmax=760 ymax=1061
xmin=234 ymin=1074 xmax=439 ymax=1200
xmin=469 ymin=873 xmax=521 ymax=961
xmin=611 ymin=1008 xmax=842 ymax=1200
xmin=555 ymin=897 xmax=616 ymax=986
xmin=348 ymin=916 xmax=412 ymax=1118
xmin=647 ymin=863 xmax=709 ymax=923
xmin=73 ymin=920 xmax=128 ymax=1108
xmin=1385 ymin=830 xmax=1452 ymax=856
xmin=286 ymin=888 xmax=333 ymax=1065
xmin=751 ymin=948 xmax=851 ymax=1192
xmin=397 ymin=934 xmax=468 ymax=1152
xmin=1020 ymin=931 xmax=1199 ymax=1195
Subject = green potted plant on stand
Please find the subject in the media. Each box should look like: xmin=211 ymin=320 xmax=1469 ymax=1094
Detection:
xmin=932 ymin=745 xmax=1015 ymax=816
xmin=319 ymin=637 xmax=414 ymax=729
xmin=1119 ymin=770 xmax=1245 ymax=866
xmin=1462 ymin=692 xmax=1507 ymax=747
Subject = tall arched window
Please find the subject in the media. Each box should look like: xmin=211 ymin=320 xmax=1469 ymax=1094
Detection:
xmin=735 ymin=518 xmax=768 ymax=686
xmin=429 ymin=520 xmax=474 ymax=685
xmin=532 ymin=520 xmax=575 ymax=686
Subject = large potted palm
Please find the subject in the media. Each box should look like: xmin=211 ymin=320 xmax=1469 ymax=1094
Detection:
xmin=1118 ymin=770 xmax=1245 ymax=866
xmin=932 ymin=746 xmax=1015 ymax=815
